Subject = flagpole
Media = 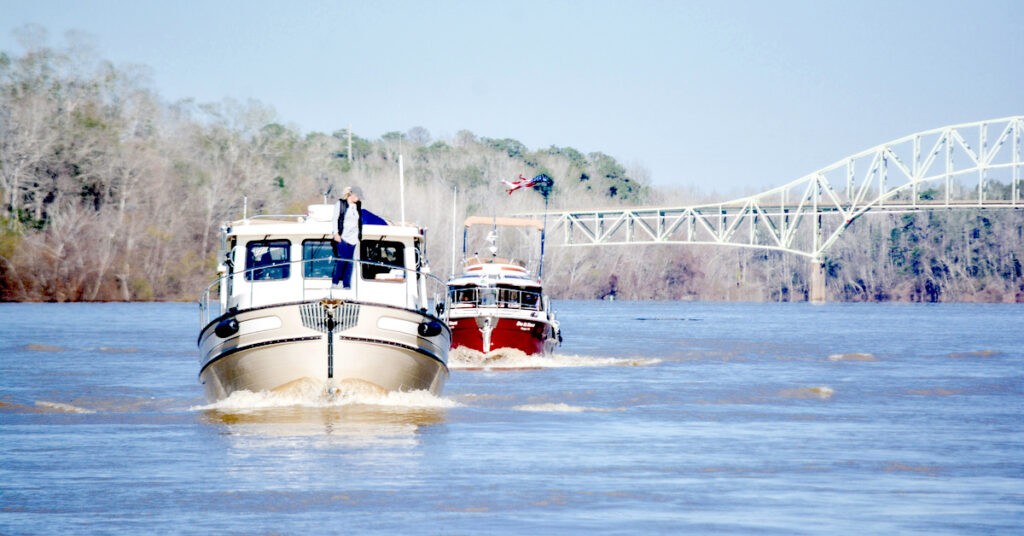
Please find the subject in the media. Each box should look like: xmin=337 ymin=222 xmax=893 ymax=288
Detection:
xmin=539 ymin=192 xmax=548 ymax=280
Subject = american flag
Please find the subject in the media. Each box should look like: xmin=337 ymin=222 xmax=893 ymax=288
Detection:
xmin=501 ymin=174 xmax=552 ymax=195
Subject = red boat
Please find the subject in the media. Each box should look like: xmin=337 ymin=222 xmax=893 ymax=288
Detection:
xmin=447 ymin=217 xmax=561 ymax=356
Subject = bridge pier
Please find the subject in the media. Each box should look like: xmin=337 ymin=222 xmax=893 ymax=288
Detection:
xmin=810 ymin=259 xmax=827 ymax=304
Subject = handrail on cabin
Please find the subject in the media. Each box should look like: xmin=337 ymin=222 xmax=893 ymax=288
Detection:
xmin=198 ymin=256 xmax=450 ymax=328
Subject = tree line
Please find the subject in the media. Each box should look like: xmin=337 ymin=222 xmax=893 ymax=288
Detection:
xmin=1 ymin=34 xmax=1022 ymax=303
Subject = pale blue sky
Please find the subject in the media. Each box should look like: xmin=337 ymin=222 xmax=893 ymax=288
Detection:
xmin=1 ymin=0 xmax=1022 ymax=194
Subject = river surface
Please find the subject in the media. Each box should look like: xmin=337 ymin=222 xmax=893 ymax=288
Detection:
xmin=1 ymin=301 xmax=1022 ymax=534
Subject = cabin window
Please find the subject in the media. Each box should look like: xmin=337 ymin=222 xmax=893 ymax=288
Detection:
xmin=450 ymin=287 xmax=475 ymax=306
xmin=498 ymin=288 xmax=517 ymax=307
xmin=449 ymin=286 xmax=541 ymax=310
xmin=302 ymin=240 xmax=334 ymax=279
xmin=245 ymin=240 xmax=291 ymax=281
xmin=361 ymin=240 xmax=405 ymax=281
xmin=226 ymin=238 xmax=236 ymax=297
xmin=521 ymin=291 xmax=540 ymax=309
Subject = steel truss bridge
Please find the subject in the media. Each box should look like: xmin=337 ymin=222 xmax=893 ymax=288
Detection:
xmin=520 ymin=116 xmax=1024 ymax=301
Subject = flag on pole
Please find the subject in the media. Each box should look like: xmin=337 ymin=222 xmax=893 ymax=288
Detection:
xmin=501 ymin=174 xmax=553 ymax=195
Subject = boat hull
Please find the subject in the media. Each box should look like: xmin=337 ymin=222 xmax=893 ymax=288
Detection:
xmin=449 ymin=314 xmax=557 ymax=356
xmin=198 ymin=300 xmax=449 ymax=401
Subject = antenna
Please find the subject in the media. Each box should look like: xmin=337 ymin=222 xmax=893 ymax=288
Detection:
xmin=320 ymin=176 xmax=334 ymax=204
xmin=399 ymin=154 xmax=406 ymax=225
xmin=450 ymin=186 xmax=458 ymax=276
xmin=489 ymin=216 xmax=498 ymax=256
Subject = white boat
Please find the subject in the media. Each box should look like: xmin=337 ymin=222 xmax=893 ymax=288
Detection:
xmin=197 ymin=204 xmax=450 ymax=402
xmin=447 ymin=217 xmax=561 ymax=356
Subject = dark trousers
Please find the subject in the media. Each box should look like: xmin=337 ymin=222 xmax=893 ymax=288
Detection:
xmin=332 ymin=240 xmax=357 ymax=287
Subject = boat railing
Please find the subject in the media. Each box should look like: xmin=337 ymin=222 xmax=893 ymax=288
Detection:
xmin=240 ymin=214 xmax=307 ymax=223
xmin=198 ymin=257 xmax=450 ymax=329
xmin=449 ymin=287 xmax=543 ymax=311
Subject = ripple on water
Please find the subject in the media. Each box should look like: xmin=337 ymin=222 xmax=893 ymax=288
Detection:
xmin=779 ymin=386 xmax=835 ymax=400
xmin=512 ymin=403 xmax=625 ymax=413
xmin=907 ymin=388 xmax=963 ymax=396
xmin=34 ymin=401 xmax=96 ymax=414
xmin=17 ymin=344 xmax=141 ymax=353
xmin=18 ymin=344 xmax=69 ymax=352
xmin=0 ymin=400 xmax=38 ymax=413
xmin=827 ymin=353 xmax=878 ymax=362
xmin=698 ymin=386 xmax=836 ymax=405
xmin=948 ymin=350 xmax=1001 ymax=358
xmin=1 ymin=396 xmax=187 ymax=415
xmin=882 ymin=462 xmax=941 ymax=477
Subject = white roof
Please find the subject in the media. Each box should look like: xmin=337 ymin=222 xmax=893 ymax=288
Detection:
xmin=225 ymin=205 xmax=422 ymax=241
xmin=449 ymin=261 xmax=541 ymax=288
xmin=449 ymin=273 xmax=541 ymax=288
xmin=228 ymin=221 xmax=420 ymax=240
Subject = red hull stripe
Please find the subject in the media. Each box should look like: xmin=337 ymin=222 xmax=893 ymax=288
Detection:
xmin=449 ymin=317 xmax=551 ymax=355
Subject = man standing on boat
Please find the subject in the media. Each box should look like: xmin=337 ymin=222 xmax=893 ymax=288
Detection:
xmin=332 ymin=186 xmax=387 ymax=288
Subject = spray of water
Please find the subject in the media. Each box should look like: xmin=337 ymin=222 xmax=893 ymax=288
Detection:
xmin=190 ymin=377 xmax=459 ymax=412
xmin=449 ymin=347 xmax=660 ymax=370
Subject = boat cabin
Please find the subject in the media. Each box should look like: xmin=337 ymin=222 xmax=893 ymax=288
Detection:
xmin=447 ymin=257 xmax=546 ymax=312
xmin=211 ymin=204 xmax=429 ymax=315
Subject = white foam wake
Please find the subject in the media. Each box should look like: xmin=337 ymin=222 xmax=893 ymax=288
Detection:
xmin=34 ymin=401 xmax=96 ymax=414
xmin=449 ymin=347 xmax=660 ymax=370
xmin=513 ymin=403 xmax=625 ymax=413
xmin=190 ymin=379 xmax=459 ymax=412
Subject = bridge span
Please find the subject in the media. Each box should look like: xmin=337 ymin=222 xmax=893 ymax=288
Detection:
xmin=520 ymin=116 xmax=1024 ymax=302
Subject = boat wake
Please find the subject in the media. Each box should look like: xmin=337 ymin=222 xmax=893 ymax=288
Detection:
xmin=513 ymin=403 xmax=625 ymax=413
xmin=449 ymin=347 xmax=661 ymax=370
xmin=190 ymin=378 xmax=459 ymax=412
xmin=34 ymin=401 xmax=96 ymax=414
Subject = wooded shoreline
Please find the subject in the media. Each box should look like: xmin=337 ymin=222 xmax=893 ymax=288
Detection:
xmin=3 ymin=40 xmax=1023 ymax=304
